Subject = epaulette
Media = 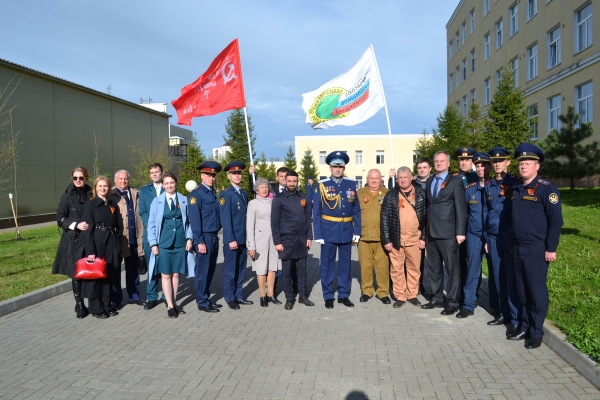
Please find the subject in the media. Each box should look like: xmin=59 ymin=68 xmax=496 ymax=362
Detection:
xmin=319 ymin=178 xmax=331 ymax=183
xmin=465 ymin=182 xmax=477 ymax=189
xmin=343 ymin=177 xmax=355 ymax=181
xmin=141 ymin=182 xmax=153 ymax=188
xmin=538 ymin=179 xmax=550 ymax=185
xmin=222 ymin=187 xmax=231 ymax=192
xmin=452 ymin=173 xmax=459 ymax=176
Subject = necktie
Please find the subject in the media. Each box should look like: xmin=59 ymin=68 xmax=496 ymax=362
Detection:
xmin=433 ymin=177 xmax=441 ymax=198
xmin=169 ymin=197 xmax=175 ymax=211
xmin=279 ymin=187 xmax=283 ymax=193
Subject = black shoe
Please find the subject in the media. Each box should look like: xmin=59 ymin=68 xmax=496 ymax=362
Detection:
xmin=359 ymin=294 xmax=371 ymax=303
xmin=441 ymin=307 xmax=458 ymax=315
xmin=107 ymin=306 xmax=119 ymax=316
xmin=268 ymin=296 xmax=282 ymax=305
xmin=227 ymin=300 xmax=240 ymax=310
xmin=393 ymin=300 xmax=405 ymax=308
xmin=487 ymin=316 xmax=505 ymax=326
xmin=507 ymin=331 xmax=526 ymax=341
xmin=111 ymin=302 xmax=123 ymax=310
xmin=421 ymin=301 xmax=444 ymax=309
xmin=337 ymin=298 xmax=354 ymax=307
xmin=75 ymin=301 xmax=88 ymax=319
xmin=525 ymin=337 xmax=543 ymax=349
xmin=175 ymin=304 xmax=185 ymax=314
xmin=92 ymin=312 xmax=109 ymax=319
xmin=505 ymin=324 xmax=518 ymax=337
xmin=284 ymin=300 xmax=295 ymax=310
xmin=377 ymin=296 xmax=391 ymax=305
xmin=325 ymin=299 xmax=334 ymax=309
xmin=260 ymin=297 xmax=268 ymax=307
xmin=208 ymin=300 xmax=223 ymax=308
xmin=456 ymin=308 xmax=474 ymax=319
xmin=407 ymin=298 xmax=421 ymax=306
xmin=298 ymin=298 xmax=314 ymax=306
xmin=198 ymin=304 xmax=220 ymax=313
xmin=128 ymin=299 xmax=144 ymax=306
xmin=237 ymin=298 xmax=253 ymax=305
xmin=144 ymin=300 xmax=159 ymax=310
xmin=167 ymin=308 xmax=178 ymax=318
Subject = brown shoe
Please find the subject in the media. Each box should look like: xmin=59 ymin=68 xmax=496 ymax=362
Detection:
xmin=393 ymin=300 xmax=405 ymax=308
xmin=408 ymin=298 xmax=421 ymax=306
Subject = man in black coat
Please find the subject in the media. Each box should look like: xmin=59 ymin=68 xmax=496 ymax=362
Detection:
xmin=270 ymin=170 xmax=314 ymax=310
xmin=421 ymin=151 xmax=467 ymax=315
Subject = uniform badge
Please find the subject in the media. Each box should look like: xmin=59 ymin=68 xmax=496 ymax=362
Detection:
xmin=549 ymin=193 xmax=559 ymax=204
xmin=189 ymin=197 xmax=196 ymax=205
xmin=219 ymin=197 xmax=225 ymax=206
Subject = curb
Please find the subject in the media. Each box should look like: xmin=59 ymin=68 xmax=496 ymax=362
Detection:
xmin=480 ymin=275 xmax=600 ymax=388
xmin=0 ymin=278 xmax=72 ymax=318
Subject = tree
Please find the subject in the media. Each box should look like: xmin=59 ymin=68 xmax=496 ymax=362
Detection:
xmin=255 ymin=151 xmax=276 ymax=180
xmin=176 ymin=138 xmax=207 ymax=195
xmin=539 ymin=105 xmax=600 ymax=192
xmin=484 ymin=64 xmax=532 ymax=158
xmin=129 ymin=142 xmax=171 ymax=188
xmin=299 ymin=148 xmax=319 ymax=193
xmin=283 ymin=145 xmax=297 ymax=171
xmin=222 ymin=108 xmax=256 ymax=193
xmin=0 ymin=74 xmax=23 ymax=191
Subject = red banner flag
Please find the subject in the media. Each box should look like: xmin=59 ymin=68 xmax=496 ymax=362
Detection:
xmin=172 ymin=39 xmax=246 ymax=126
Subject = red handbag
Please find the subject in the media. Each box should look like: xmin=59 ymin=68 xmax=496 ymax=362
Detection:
xmin=75 ymin=258 xmax=107 ymax=280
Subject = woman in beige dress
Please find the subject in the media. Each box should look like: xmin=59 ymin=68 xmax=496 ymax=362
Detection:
xmin=247 ymin=177 xmax=281 ymax=307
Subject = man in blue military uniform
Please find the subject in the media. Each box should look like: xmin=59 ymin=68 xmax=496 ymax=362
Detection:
xmin=189 ymin=161 xmax=222 ymax=313
xmin=138 ymin=163 xmax=165 ymax=310
xmin=313 ymin=151 xmax=361 ymax=308
xmin=484 ymin=147 xmax=522 ymax=337
xmin=219 ymin=161 xmax=253 ymax=310
xmin=457 ymin=152 xmax=492 ymax=318
xmin=510 ymin=143 xmax=563 ymax=349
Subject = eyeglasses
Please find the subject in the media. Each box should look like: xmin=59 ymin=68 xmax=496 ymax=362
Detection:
xmin=72 ymin=176 xmax=85 ymax=181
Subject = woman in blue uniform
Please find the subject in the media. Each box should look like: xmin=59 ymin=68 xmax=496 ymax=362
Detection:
xmin=147 ymin=173 xmax=195 ymax=318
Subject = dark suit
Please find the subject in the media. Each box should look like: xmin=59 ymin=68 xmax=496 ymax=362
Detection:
xmin=424 ymin=172 xmax=467 ymax=309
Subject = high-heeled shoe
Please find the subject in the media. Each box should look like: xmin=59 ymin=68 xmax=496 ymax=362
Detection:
xmin=167 ymin=307 xmax=178 ymax=318
xmin=260 ymin=297 xmax=268 ymax=307
xmin=268 ymin=296 xmax=282 ymax=305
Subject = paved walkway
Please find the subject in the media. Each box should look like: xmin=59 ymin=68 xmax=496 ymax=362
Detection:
xmin=0 ymin=245 xmax=598 ymax=399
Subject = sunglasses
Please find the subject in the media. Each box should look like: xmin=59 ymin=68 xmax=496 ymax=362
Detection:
xmin=72 ymin=176 xmax=85 ymax=181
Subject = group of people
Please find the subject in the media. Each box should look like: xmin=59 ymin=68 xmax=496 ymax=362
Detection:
xmin=52 ymin=142 xmax=563 ymax=350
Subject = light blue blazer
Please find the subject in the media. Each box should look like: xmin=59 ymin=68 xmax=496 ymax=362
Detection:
xmin=147 ymin=192 xmax=195 ymax=278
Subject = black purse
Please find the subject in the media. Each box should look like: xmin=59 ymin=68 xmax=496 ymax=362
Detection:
xmin=137 ymin=255 xmax=148 ymax=275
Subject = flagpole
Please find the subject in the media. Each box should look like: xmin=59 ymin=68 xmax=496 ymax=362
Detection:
xmin=243 ymin=106 xmax=255 ymax=187
xmin=370 ymin=44 xmax=394 ymax=168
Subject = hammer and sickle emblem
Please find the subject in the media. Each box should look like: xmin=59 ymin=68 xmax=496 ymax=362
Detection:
xmin=222 ymin=61 xmax=237 ymax=84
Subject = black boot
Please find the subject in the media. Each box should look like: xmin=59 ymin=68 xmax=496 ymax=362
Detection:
xmin=72 ymin=279 xmax=88 ymax=319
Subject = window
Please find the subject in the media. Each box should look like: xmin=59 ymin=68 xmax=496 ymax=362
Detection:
xmin=462 ymin=96 xmax=467 ymax=116
xmin=511 ymin=57 xmax=519 ymax=87
xmin=462 ymin=59 xmax=467 ymax=81
xmin=527 ymin=0 xmax=537 ymax=21
xmin=462 ymin=23 xmax=467 ymax=44
xmin=548 ymin=27 xmax=561 ymax=69
xmin=576 ymin=82 xmax=593 ymax=125
xmin=448 ymin=41 xmax=453 ymax=59
xmin=355 ymin=176 xmax=363 ymax=188
xmin=355 ymin=150 xmax=363 ymax=165
xmin=527 ymin=43 xmax=538 ymax=80
xmin=470 ymin=89 xmax=476 ymax=104
xmin=455 ymin=101 xmax=460 ymax=110
xmin=496 ymin=68 xmax=502 ymax=88
xmin=529 ymin=104 xmax=539 ymax=139
xmin=509 ymin=4 xmax=519 ymax=36
xmin=484 ymin=33 xmax=490 ymax=60
xmin=484 ymin=78 xmax=491 ymax=105
xmin=319 ymin=151 xmax=326 ymax=165
xmin=575 ymin=4 xmax=592 ymax=53
xmin=483 ymin=0 xmax=490 ymax=16
xmin=470 ymin=9 xmax=476 ymax=33
xmin=455 ymin=32 xmax=460 ymax=52
xmin=455 ymin=67 xmax=460 ymax=87
xmin=496 ymin=19 xmax=504 ymax=49
xmin=413 ymin=150 xmax=418 ymax=164
xmin=449 ymin=74 xmax=453 ymax=93
xmin=470 ymin=50 xmax=476 ymax=73
xmin=376 ymin=150 xmax=385 ymax=164
xmin=548 ymin=95 xmax=561 ymax=133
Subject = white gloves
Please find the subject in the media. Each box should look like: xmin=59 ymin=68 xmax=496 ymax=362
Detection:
xmin=314 ymin=239 xmax=325 ymax=245
xmin=353 ymin=235 xmax=361 ymax=243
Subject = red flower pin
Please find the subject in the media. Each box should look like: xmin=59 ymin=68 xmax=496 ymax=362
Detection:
xmin=300 ymin=199 xmax=306 ymax=207
xmin=363 ymin=196 xmax=369 ymax=203
xmin=441 ymin=182 xmax=447 ymax=190
xmin=109 ymin=206 xmax=115 ymax=214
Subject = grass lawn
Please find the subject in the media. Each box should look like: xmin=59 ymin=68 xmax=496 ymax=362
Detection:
xmin=0 ymin=226 xmax=66 ymax=302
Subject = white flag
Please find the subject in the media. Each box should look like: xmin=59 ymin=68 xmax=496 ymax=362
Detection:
xmin=302 ymin=45 xmax=385 ymax=129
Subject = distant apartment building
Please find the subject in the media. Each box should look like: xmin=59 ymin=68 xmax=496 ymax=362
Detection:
xmin=212 ymin=145 xmax=231 ymax=162
xmin=447 ymin=0 xmax=599 ymax=143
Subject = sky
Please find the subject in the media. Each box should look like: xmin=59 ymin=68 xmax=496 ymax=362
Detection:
xmin=3 ymin=0 xmax=458 ymax=160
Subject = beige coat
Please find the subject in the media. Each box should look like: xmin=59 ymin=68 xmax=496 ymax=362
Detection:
xmin=246 ymin=196 xmax=280 ymax=274
xmin=357 ymin=185 xmax=389 ymax=241
xmin=109 ymin=187 xmax=144 ymax=257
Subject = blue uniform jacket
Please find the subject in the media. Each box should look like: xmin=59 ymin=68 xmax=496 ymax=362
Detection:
xmin=312 ymin=177 xmax=361 ymax=243
xmin=465 ymin=181 xmax=488 ymax=236
xmin=485 ymin=173 xmax=518 ymax=237
xmin=456 ymin=171 xmax=478 ymax=188
xmin=219 ymin=185 xmax=248 ymax=245
xmin=138 ymin=182 xmax=164 ymax=239
xmin=510 ymin=175 xmax=563 ymax=251
xmin=188 ymin=184 xmax=221 ymax=246
xmin=146 ymin=192 xmax=195 ymax=279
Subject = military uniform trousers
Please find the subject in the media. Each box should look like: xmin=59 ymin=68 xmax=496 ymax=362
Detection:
xmin=487 ymin=232 xmax=522 ymax=326
xmin=223 ymin=244 xmax=248 ymax=303
xmin=462 ymin=233 xmax=490 ymax=311
xmin=282 ymin=258 xmax=307 ymax=301
xmin=513 ymin=243 xmax=549 ymax=339
xmin=143 ymin=241 xmax=163 ymax=302
xmin=389 ymin=245 xmax=421 ymax=301
xmin=357 ymin=241 xmax=389 ymax=298
xmin=320 ymin=242 xmax=352 ymax=300
xmin=194 ymin=233 xmax=219 ymax=307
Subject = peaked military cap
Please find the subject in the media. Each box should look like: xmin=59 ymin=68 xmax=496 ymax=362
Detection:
xmin=325 ymin=151 xmax=350 ymax=166
xmin=455 ymin=147 xmax=477 ymax=159
xmin=515 ymin=143 xmax=545 ymax=162
xmin=488 ymin=146 xmax=510 ymax=160
xmin=197 ymin=161 xmax=222 ymax=174
xmin=224 ymin=160 xmax=246 ymax=172
xmin=472 ymin=152 xmax=491 ymax=164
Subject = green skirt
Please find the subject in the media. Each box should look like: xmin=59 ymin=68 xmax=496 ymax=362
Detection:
xmin=155 ymin=244 xmax=186 ymax=275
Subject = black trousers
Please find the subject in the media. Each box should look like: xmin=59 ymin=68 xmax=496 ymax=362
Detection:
xmin=425 ymin=236 xmax=461 ymax=308
xmin=282 ymin=258 xmax=306 ymax=301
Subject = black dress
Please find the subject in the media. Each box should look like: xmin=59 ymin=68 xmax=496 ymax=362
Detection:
xmin=81 ymin=196 xmax=122 ymax=313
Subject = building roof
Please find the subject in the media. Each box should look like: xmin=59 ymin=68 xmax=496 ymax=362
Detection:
xmin=0 ymin=57 xmax=170 ymax=117
xmin=446 ymin=0 xmax=466 ymax=29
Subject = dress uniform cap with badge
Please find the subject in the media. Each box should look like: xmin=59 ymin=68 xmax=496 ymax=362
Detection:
xmin=514 ymin=142 xmax=545 ymax=162
xmin=197 ymin=161 xmax=222 ymax=174
xmin=455 ymin=147 xmax=477 ymax=159
xmin=224 ymin=161 xmax=246 ymax=172
xmin=472 ymin=152 xmax=491 ymax=164
xmin=325 ymin=151 xmax=350 ymax=166
xmin=488 ymin=146 xmax=511 ymax=161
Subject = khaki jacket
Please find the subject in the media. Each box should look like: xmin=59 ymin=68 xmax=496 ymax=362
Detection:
xmin=357 ymin=185 xmax=389 ymax=241
xmin=109 ymin=187 xmax=144 ymax=257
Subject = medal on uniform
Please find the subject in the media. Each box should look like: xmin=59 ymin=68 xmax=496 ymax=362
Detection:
xmin=237 ymin=201 xmax=240 ymax=210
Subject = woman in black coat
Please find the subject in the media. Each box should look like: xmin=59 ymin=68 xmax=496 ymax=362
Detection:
xmin=52 ymin=166 xmax=93 ymax=319
xmin=82 ymin=176 xmax=122 ymax=319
